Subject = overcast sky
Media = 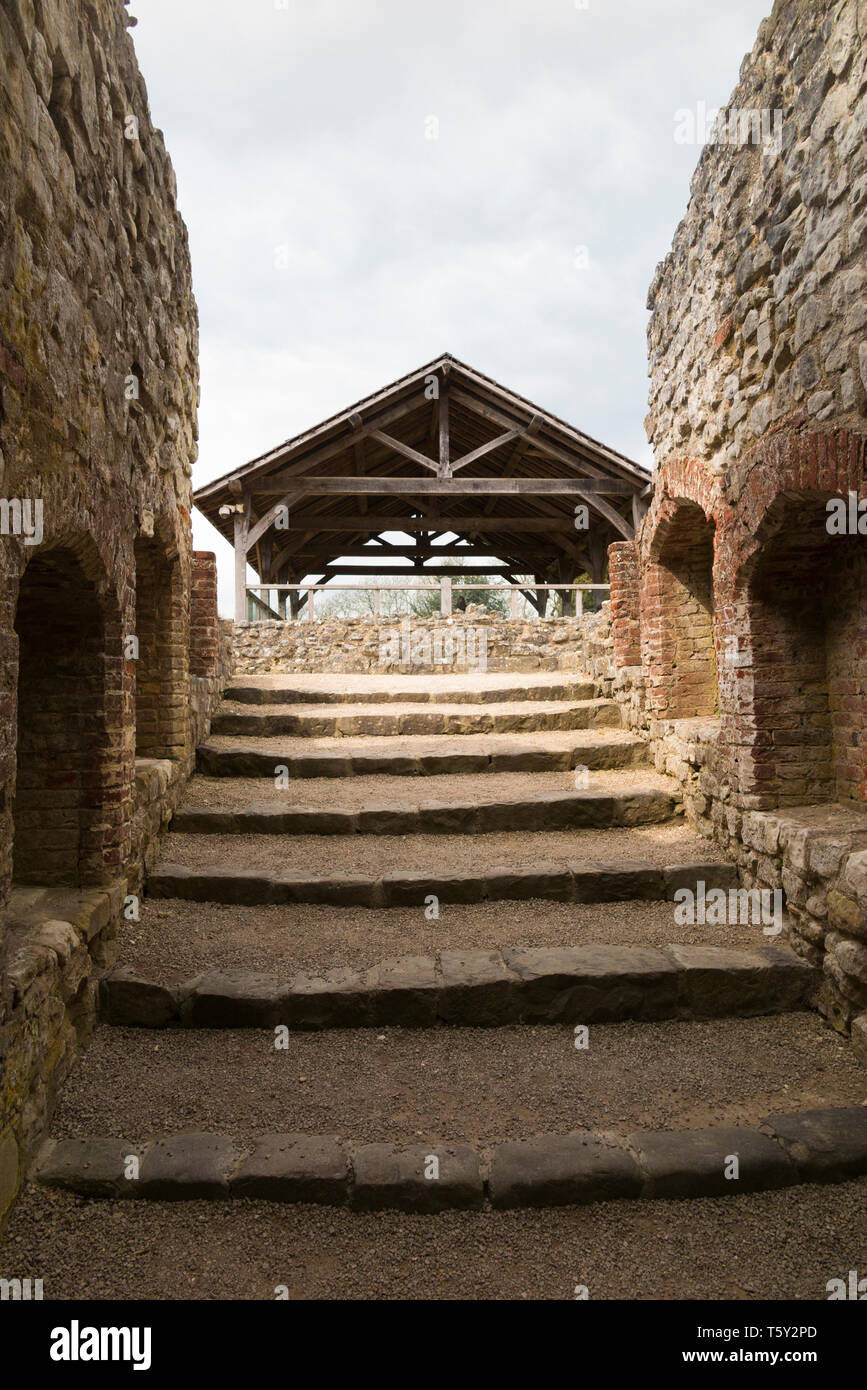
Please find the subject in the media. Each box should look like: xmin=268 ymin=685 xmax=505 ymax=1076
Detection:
xmin=130 ymin=0 xmax=771 ymax=613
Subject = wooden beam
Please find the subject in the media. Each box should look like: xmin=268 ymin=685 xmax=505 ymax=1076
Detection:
xmin=249 ymin=476 xmax=637 ymax=497
xmin=311 ymin=565 xmax=515 ymax=576
xmin=448 ymin=428 xmax=522 ymax=474
xmin=288 ymin=545 xmax=558 ymax=560
xmin=267 ymin=515 xmax=579 ymax=532
xmin=368 ymin=431 xmax=439 ymax=475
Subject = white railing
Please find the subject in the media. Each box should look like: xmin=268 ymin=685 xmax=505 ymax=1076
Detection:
xmin=244 ymin=579 xmax=610 ymax=621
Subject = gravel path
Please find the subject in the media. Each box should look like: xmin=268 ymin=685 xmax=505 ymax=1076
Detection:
xmin=5 ymin=1180 xmax=866 ymax=1300
xmin=159 ymin=823 xmax=721 ymax=876
xmin=47 ymin=1015 xmax=864 ymax=1146
xmin=120 ymin=897 xmax=776 ymax=979
xmin=178 ymin=768 xmax=675 ymax=812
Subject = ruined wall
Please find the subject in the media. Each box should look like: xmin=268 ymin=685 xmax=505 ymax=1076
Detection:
xmin=608 ymin=0 xmax=867 ymax=1042
xmin=232 ymin=610 xmax=593 ymax=676
xmin=0 ymin=0 xmax=205 ymax=1223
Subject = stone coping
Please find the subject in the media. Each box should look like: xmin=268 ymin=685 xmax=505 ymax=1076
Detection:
xmin=34 ymin=1106 xmax=867 ymax=1210
xmin=99 ymin=941 xmax=817 ymax=1029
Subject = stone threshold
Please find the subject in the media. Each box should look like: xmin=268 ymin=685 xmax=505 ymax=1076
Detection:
xmin=210 ymin=700 xmax=621 ymax=738
xmin=99 ymin=942 xmax=817 ymax=1029
xmin=169 ymin=787 xmax=678 ymax=837
xmin=34 ymin=1106 xmax=867 ymax=1210
xmin=224 ymin=678 xmax=596 ymax=706
xmin=146 ymin=858 xmax=740 ymax=908
xmin=196 ymin=734 xmax=649 ymax=779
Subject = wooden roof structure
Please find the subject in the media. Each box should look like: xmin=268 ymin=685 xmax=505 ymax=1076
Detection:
xmin=194 ymin=354 xmax=651 ymax=619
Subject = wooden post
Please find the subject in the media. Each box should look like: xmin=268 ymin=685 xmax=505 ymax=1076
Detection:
xmin=438 ymin=368 xmax=450 ymax=478
xmin=510 ymin=587 xmax=520 ymax=619
xmin=233 ymin=509 xmax=248 ymax=623
xmin=373 ymin=588 xmax=381 ymax=617
xmin=441 ymin=575 xmax=452 ymax=615
xmin=306 ymin=588 xmax=315 ymax=620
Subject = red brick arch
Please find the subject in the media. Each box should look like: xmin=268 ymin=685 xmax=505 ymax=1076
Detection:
xmin=134 ymin=517 xmax=189 ymax=761
xmin=12 ymin=533 xmax=128 ymax=887
xmin=640 ymin=490 xmax=720 ymax=720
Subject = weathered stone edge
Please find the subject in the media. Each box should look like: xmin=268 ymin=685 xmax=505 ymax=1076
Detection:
xmin=222 ymin=680 xmax=596 ymax=707
xmin=33 ymin=1106 xmax=867 ymax=1209
xmin=196 ymin=735 xmax=650 ymax=778
xmin=169 ymin=786 xmax=677 ymax=836
xmin=146 ymin=858 xmax=740 ymax=908
xmin=99 ymin=941 xmax=818 ymax=1029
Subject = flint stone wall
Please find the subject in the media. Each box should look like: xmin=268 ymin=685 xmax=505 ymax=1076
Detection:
xmin=232 ymin=607 xmax=592 ymax=675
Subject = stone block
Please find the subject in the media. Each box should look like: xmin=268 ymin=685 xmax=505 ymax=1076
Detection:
xmin=630 ymin=1126 xmax=793 ymax=1197
xmin=488 ymin=1132 xmax=640 ymax=1208
xmin=232 ymin=1134 xmax=349 ymax=1203
xmin=352 ymin=1142 xmax=483 ymax=1211
xmin=138 ymin=1133 xmax=240 ymax=1198
xmin=100 ymin=968 xmax=180 ymax=1026
xmin=761 ymin=1107 xmax=867 ymax=1182
xmin=437 ymin=950 xmax=522 ymax=1024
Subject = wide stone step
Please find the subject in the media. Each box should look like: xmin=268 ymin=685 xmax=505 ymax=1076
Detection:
xmin=35 ymin=1106 xmax=867 ymax=1209
xmin=170 ymin=785 xmax=679 ymax=836
xmin=99 ymin=942 xmax=817 ymax=1029
xmin=225 ymin=674 xmax=597 ymax=706
xmin=209 ymin=698 xmax=621 ymax=739
xmin=116 ymin=897 xmax=799 ymax=982
xmin=147 ymin=857 xmax=739 ymax=907
xmin=197 ymin=729 xmax=648 ymax=778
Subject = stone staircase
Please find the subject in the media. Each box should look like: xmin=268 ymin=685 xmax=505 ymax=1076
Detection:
xmin=28 ymin=673 xmax=867 ymax=1261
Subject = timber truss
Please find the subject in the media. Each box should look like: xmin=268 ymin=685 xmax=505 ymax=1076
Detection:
xmin=193 ymin=354 xmax=652 ymax=620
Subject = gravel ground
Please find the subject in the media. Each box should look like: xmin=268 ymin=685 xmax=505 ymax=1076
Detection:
xmin=47 ymin=1015 xmax=864 ymax=1145
xmin=160 ymin=823 xmax=722 ymax=876
xmin=4 ymin=1179 xmax=865 ymax=1300
xmin=119 ymin=897 xmax=777 ymax=979
xmin=178 ymin=768 xmax=677 ymax=812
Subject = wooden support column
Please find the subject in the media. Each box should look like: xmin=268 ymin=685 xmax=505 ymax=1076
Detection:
xmin=438 ymin=367 xmax=450 ymax=478
xmin=556 ymin=557 xmax=575 ymax=618
xmin=233 ymin=505 xmax=250 ymax=623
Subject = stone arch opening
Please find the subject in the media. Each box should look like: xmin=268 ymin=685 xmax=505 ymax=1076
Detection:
xmin=13 ymin=542 xmax=123 ymax=887
xmin=740 ymin=494 xmax=867 ymax=808
xmin=643 ymin=501 xmax=718 ymax=719
xmin=133 ymin=534 xmax=187 ymax=761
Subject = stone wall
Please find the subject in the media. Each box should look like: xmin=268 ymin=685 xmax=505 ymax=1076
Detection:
xmin=232 ymin=607 xmax=593 ymax=676
xmin=645 ymin=0 xmax=866 ymax=472
xmin=0 ymin=1 xmax=220 ymax=1226
xmin=605 ymin=0 xmax=867 ymax=1049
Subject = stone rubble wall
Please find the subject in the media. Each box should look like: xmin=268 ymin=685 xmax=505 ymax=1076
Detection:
xmin=602 ymin=0 xmax=867 ymax=1053
xmin=232 ymin=606 xmax=593 ymax=675
xmin=0 ymin=0 xmax=222 ymax=1225
xmin=645 ymin=0 xmax=867 ymax=472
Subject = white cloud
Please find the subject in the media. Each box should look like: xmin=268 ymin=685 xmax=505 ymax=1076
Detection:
xmin=133 ymin=0 xmax=772 ymax=614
